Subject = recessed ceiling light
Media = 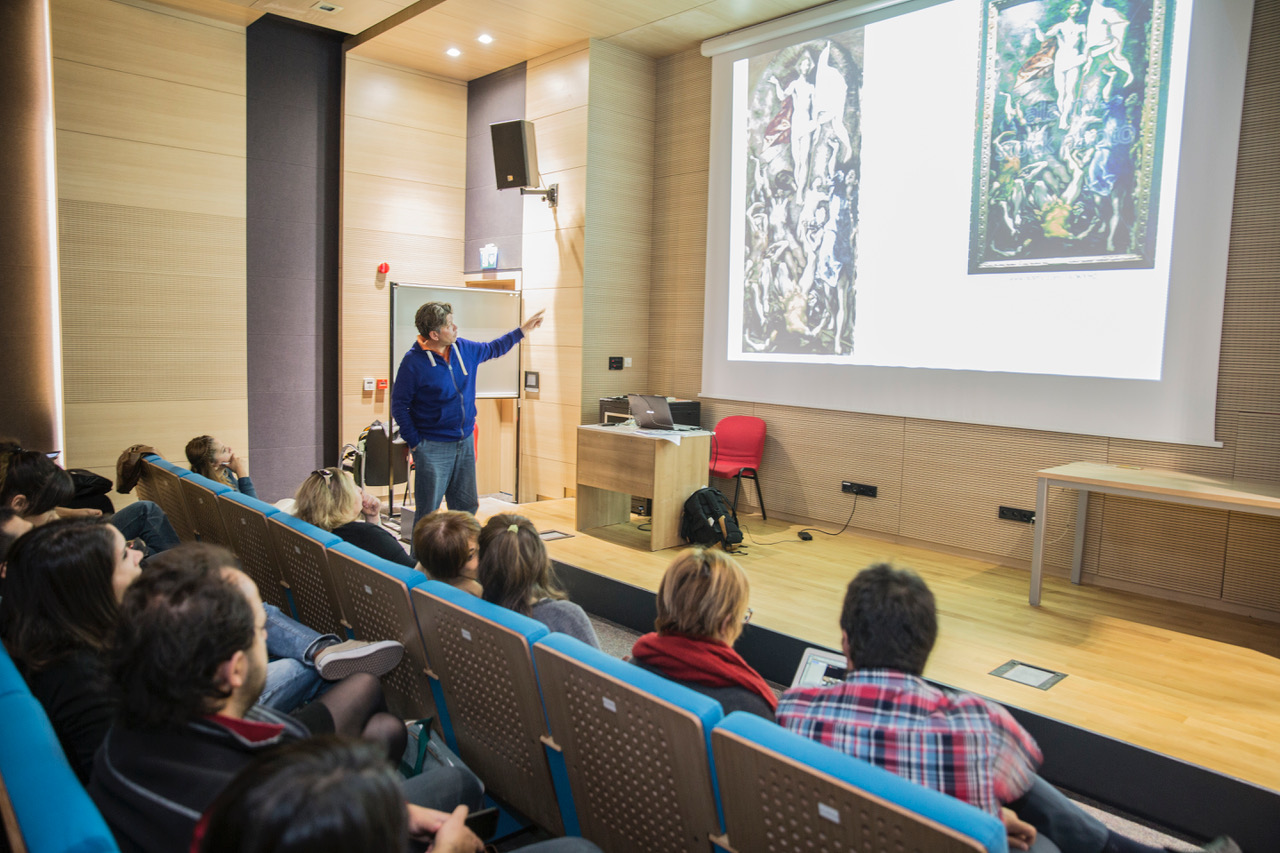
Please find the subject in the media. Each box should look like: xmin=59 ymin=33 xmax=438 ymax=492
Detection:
xmin=446 ymin=48 xmax=461 ymax=57
xmin=477 ymin=34 xmax=493 ymax=44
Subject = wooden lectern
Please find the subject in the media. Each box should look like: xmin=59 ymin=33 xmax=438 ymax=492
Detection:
xmin=575 ymin=425 xmax=711 ymax=550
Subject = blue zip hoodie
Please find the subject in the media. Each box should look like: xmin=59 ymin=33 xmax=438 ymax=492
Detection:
xmin=390 ymin=329 xmax=524 ymax=448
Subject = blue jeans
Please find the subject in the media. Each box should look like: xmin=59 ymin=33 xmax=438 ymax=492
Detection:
xmin=111 ymin=501 xmax=180 ymax=553
xmin=259 ymin=604 xmax=340 ymax=712
xmin=411 ymin=436 xmax=478 ymax=516
xmin=1009 ymin=776 xmax=1109 ymax=853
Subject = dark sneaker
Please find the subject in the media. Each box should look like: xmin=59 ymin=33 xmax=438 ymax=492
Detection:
xmin=314 ymin=639 xmax=404 ymax=680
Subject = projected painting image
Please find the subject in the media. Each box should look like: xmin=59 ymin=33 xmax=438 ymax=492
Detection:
xmin=970 ymin=0 xmax=1175 ymax=273
xmin=742 ymin=32 xmax=863 ymax=357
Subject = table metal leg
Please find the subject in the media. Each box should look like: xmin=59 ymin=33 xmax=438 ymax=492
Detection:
xmin=1030 ymin=477 xmax=1049 ymax=606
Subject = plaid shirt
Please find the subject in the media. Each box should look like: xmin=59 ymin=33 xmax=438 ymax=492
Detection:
xmin=776 ymin=669 xmax=1042 ymax=815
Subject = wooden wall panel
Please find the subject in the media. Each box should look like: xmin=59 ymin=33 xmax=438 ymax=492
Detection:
xmin=53 ymin=59 xmax=244 ymax=154
xmin=519 ymin=227 xmax=585 ymax=290
xmin=345 ymin=58 xmax=468 ymax=131
xmin=51 ymin=0 xmax=245 ymax=93
xmin=519 ymin=45 xmax=589 ymax=502
xmin=581 ymin=40 xmax=656 ymax=424
xmin=650 ymin=49 xmax=709 ymax=401
xmin=344 ymin=116 xmax=468 ymax=187
xmin=1233 ymin=412 xmax=1280 ymax=484
xmin=523 ymin=344 xmax=583 ymax=405
xmin=901 ymin=422 xmax=1107 ymax=566
xmin=1097 ymin=498 xmax=1227 ymax=597
xmin=341 ymin=56 xmax=467 ymax=453
xmin=52 ymin=0 xmax=246 ymax=477
xmin=65 ymin=399 xmax=248 ymax=471
xmin=1223 ymin=513 xmax=1280 ymax=611
xmin=56 ymin=131 xmax=245 ymax=217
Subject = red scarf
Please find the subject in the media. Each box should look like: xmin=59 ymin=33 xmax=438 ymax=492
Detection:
xmin=631 ymin=632 xmax=777 ymax=710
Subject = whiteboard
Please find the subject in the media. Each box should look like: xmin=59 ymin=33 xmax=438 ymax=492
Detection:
xmin=390 ymin=283 xmax=522 ymax=399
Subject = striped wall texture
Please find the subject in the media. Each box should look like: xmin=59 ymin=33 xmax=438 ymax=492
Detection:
xmin=53 ymin=0 xmax=248 ymax=489
xmin=648 ymin=1 xmax=1280 ymax=618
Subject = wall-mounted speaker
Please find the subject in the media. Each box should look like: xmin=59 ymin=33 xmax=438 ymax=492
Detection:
xmin=490 ymin=120 xmax=541 ymax=190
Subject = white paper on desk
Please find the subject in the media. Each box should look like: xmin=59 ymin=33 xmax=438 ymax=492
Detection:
xmin=635 ymin=429 xmax=681 ymax=444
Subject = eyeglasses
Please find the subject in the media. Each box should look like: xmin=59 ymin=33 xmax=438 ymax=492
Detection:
xmin=313 ymin=468 xmax=334 ymax=480
xmin=743 ymin=607 xmax=754 ymax=625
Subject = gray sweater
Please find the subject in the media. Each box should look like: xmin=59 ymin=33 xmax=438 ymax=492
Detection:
xmin=530 ymin=599 xmax=601 ymax=649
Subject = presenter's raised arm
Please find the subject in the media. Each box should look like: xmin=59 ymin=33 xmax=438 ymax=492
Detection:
xmin=520 ymin=308 xmax=546 ymax=336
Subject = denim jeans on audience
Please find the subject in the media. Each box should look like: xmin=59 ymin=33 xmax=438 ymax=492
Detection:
xmin=259 ymin=604 xmax=340 ymax=712
xmin=411 ymin=437 xmax=479 ymax=516
xmin=1009 ymin=775 xmax=1109 ymax=853
xmin=110 ymin=500 xmax=181 ymax=553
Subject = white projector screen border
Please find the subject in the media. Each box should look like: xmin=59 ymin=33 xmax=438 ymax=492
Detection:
xmin=701 ymin=0 xmax=1251 ymax=447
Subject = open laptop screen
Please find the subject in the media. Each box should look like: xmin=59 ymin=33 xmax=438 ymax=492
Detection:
xmin=628 ymin=394 xmax=675 ymax=430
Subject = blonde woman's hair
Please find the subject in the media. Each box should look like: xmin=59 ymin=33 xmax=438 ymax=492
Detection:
xmin=185 ymin=435 xmax=232 ymax=486
xmin=293 ymin=467 xmax=360 ymax=531
xmin=478 ymin=513 xmax=564 ymax=615
xmin=654 ymin=548 xmax=750 ymax=642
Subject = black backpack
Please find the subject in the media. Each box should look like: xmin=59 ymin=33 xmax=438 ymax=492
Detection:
xmin=680 ymin=487 xmax=744 ymax=552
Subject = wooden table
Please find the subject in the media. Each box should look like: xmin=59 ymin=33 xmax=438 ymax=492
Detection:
xmin=1030 ymin=462 xmax=1280 ymax=604
xmin=575 ymin=425 xmax=711 ymax=551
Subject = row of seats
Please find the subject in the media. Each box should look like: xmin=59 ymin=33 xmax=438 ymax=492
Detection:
xmin=0 ymin=454 xmax=1009 ymax=853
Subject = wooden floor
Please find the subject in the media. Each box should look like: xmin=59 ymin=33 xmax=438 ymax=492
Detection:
xmin=491 ymin=498 xmax=1280 ymax=795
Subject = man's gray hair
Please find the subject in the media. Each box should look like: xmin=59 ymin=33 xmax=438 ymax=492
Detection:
xmin=415 ymin=302 xmax=452 ymax=338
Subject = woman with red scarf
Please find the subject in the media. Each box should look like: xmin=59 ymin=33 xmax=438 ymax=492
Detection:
xmin=630 ymin=548 xmax=776 ymax=721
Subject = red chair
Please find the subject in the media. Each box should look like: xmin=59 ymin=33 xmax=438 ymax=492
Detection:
xmin=709 ymin=416 xmax=767 ymax=520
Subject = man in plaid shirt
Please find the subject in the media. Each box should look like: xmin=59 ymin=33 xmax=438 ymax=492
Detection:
xmin=777 ymin=564 xmax=1238 ymax=853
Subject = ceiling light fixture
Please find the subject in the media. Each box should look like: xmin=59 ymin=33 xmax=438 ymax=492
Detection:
xmin=478 ymin=34 xmax=493 ymax=44
xmin=446 ymin=48 xmax=461 ymax=57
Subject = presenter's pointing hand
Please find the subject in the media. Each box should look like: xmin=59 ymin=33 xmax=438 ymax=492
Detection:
xmin=521 ymin=309 xmax=546 ymax=336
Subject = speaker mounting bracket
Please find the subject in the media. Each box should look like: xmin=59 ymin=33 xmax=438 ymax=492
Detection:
xmin=520 ymin=183 xmax=558 ymax=208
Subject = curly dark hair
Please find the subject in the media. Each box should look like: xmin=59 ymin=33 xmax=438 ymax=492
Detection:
xmin=840 ymin=564 xmax=937 ymax=676
xmin=197 ymin=736 xmax=407 ymax=853
xmin=111 ymin=544 xmax=255 ymax=730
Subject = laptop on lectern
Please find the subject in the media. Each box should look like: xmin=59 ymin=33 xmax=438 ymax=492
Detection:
xmin=628 ymin=394 xmax=676 ymax=429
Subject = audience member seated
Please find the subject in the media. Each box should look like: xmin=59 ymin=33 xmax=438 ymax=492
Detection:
xmin=294 ymin=467 xmax=414 ymax=568
xmin=0 ymin=518 xmax=141 ymax=782
xmin=89 ymin=545 xmax=483 ymax=853
xmin=195 ymin=736 xmax=414 ymax=852
xmin=414 ymin=510 xmax=482 ymax=597
xmin=1 ymin=447 xmax=180 ymax=553
xmin=185 ymin=434 xmax=256 ymax=498
xmin=776 ymin=564 xmax=1239 ymax=853
xmin=196 ymin=736 xmax=603 ymax=853
xmin=478 ymin=513 xmax=600 ymax=649
xmin=630 ymin=548 xmax=775 ymax=721
xmin=0 ymin=522 xmax=402 ymax=781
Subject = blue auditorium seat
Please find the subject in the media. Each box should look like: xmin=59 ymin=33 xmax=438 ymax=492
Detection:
xmin=712 ymin=711 xmax=1008 ymax=853
xmin=0 ymin=645 xmax=118 ymax=853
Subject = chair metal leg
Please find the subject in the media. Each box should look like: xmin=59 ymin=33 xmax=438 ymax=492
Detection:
xmin=730 ymin=473 xmax=743 ymax=516
xmin=746 ymin=468 xmax=766 ymax=520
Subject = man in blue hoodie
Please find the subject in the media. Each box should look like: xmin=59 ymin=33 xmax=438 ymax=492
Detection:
xmin=392 ymin=301 xmax=545 ymax=516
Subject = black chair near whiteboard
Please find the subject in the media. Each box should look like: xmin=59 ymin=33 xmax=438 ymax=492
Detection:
xmin=345 ymin=420 xmax=409 ymax=519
